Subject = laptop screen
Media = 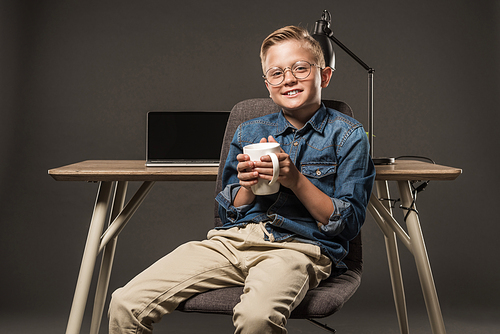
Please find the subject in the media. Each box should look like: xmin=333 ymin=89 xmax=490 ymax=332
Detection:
xmin=147 ymin=111 xmax=230 ymax=162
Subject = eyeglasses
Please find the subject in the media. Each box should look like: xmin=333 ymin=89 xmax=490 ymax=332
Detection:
xmin=263 ymin=60 xmax=322 ymax=86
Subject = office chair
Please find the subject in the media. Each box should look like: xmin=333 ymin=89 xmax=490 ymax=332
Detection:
xmin=176 ymin=98 xmax=363 ymax=333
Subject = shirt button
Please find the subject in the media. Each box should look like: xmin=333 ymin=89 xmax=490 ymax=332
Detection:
xmin=293 ymin=141 xmax=299 ymax=146
xmin=316 ymin=169 xmax=322 ymax=176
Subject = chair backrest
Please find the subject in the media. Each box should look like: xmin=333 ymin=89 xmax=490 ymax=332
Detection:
xmin=213 ymin=98 xmax=361 ymax=273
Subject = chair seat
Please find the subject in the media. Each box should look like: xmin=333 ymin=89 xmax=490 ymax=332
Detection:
xmin=177 ymin=266 xmax=361 ymax=319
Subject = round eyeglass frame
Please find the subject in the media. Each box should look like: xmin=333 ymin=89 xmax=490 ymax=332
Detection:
xmin=263 ymin=60 xmax=322 ymax=86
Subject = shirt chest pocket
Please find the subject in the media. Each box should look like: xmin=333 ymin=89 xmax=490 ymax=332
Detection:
xmin=301 ymin=163 xmax=337 ymax=195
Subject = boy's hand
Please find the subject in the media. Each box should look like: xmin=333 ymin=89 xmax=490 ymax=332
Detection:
xmin=236 ymin=153 xmax=259 ymax=191
xmin=233 ymin=153 xmax=259 ymax=207
xmin=254 ymin=136 xmax=301 ymax=190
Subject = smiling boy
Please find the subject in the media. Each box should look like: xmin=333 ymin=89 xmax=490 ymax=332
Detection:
xmin=233 ymin=29 xmax=340 ymax=225
xmin=109 ymin=26 xmax=375 ymax=334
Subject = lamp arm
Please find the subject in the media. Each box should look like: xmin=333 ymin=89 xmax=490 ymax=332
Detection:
xmin=323 ymin=28 xmax=373 ymax=73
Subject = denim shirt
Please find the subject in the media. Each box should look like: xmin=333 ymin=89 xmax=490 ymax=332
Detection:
xmin=215 ymin=104 xmax=375 ymax=275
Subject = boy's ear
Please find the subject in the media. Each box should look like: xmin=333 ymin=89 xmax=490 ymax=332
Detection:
xmin=265 ymin=80 xmax=272 ymax=96
xmin=320 ymin=67 xmax=333 ymax=88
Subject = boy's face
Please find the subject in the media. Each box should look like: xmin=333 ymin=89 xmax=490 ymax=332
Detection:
xmin=263 ymin=40 xmax=332 ymax=118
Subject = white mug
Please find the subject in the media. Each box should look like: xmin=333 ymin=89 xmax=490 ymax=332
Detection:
xmin=243 ymin=142 xmax=281 ymax=195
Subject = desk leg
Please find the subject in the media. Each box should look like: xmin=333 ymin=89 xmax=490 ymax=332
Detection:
xmin=375 ymin=181 xmax=409 ymax=334
xmin=398 ymin=181 xmax=446 ymax=334
xmin=66 ymin=181 xmax=113 ymax=334
xmin=89 ymin=181 xmax=128 ymax=334
xmin=99 ymin=181 xmax=155 ymax=251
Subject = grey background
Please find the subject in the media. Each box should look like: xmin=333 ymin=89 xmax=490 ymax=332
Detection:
xmin=1 ymin=0 xmax=499 ymax=333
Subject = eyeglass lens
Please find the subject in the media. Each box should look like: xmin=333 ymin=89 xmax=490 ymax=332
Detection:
xmin=265 ymin=61 xmax=312 ymax=86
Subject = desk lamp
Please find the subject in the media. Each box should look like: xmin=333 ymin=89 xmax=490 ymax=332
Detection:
xmin=312 ymin=10 xmax=394 ymax=165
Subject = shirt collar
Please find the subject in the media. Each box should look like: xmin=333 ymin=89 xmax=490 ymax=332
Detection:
xmin=276 ymin=103 xmax=328 ymax=135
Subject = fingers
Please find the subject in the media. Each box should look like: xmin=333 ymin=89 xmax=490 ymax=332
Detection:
xmin=238 ymin=154 xmax=277 ymax=183
xmin=258 ymin=152 xmax=287 ymax=164
xmin=267 ymin=135 xmax=277 ymax=143
xmin=255 ymin=152 xmax=299 ymax=188
xmin=253 ymin=153 xmax=285 ymax=181
xmin=236 ymin=154 xmax=258 ymax=188
xmin=237 ymin=155 xmax=255 ymax=174
xmin=265 ymin=136 xmax=285 ymax=153
xmin=236 ymin=153 xmax=250 ymax=163
xmin=259 ymin=135 xmax=277 ymax=143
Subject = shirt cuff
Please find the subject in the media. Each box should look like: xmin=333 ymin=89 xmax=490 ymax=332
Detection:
xmin=320 ymin=198 xmax=352 ymax=237
xmin=216 ymin=183 xmax=253 ymax=223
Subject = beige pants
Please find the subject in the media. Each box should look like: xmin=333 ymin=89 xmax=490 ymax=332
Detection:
xmin=109 ymin=223 xmax=332 ymax=334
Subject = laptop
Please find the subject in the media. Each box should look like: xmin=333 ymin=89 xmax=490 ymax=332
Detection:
xmin=146 ymin=111 xmax=230 ymax=167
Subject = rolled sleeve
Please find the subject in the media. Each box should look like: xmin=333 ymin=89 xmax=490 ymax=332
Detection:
xmin=320 ymin=198 xmax=353 ymax=237
xmin=216 ymin=183 xmax=254 ymax=224
xmin=321 ymin=126 xmax=375 ymax=240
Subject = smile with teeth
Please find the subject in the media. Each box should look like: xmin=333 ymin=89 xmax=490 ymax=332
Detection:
xmin=285 ymin=90 xmax=301 ymax=96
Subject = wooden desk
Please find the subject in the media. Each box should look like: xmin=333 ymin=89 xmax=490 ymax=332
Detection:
xmin=368 ymin=159 xmax=461 ymax=334
xmin=49 ymin=159 xmax=461 ymax=334
xmin=49 ymin=160 xmax=218 ymax=334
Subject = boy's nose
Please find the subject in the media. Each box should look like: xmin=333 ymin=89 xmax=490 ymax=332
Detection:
xmin=283 ymin=69 xmax=297 ymax=84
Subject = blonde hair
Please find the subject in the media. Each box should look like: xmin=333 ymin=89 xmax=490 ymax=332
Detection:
xmin=260 ymin=25 xmax=325 ymax=72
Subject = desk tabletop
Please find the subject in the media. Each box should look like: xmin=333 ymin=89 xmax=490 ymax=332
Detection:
xmin=374 ymin=159 xmax=461 ymax=181
xmin=48 ymin=159 xmax=462 ymax=182
xmin=48 ymin=160 xmax=219 ymax=181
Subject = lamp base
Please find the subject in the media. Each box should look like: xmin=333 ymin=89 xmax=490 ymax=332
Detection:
xmin=373 ymin=157 xmax=395 ymax=165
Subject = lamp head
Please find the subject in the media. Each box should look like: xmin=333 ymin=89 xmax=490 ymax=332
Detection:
xmin=312 ymin=10 xmax=335 ymax=70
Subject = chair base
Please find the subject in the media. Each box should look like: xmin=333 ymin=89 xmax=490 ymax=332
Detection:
xmin=307 ymin=319 xmax=336 ymax=333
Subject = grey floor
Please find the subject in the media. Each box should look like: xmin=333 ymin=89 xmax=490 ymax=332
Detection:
xmin=2 ymin=304 xmax=499 ymax=333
